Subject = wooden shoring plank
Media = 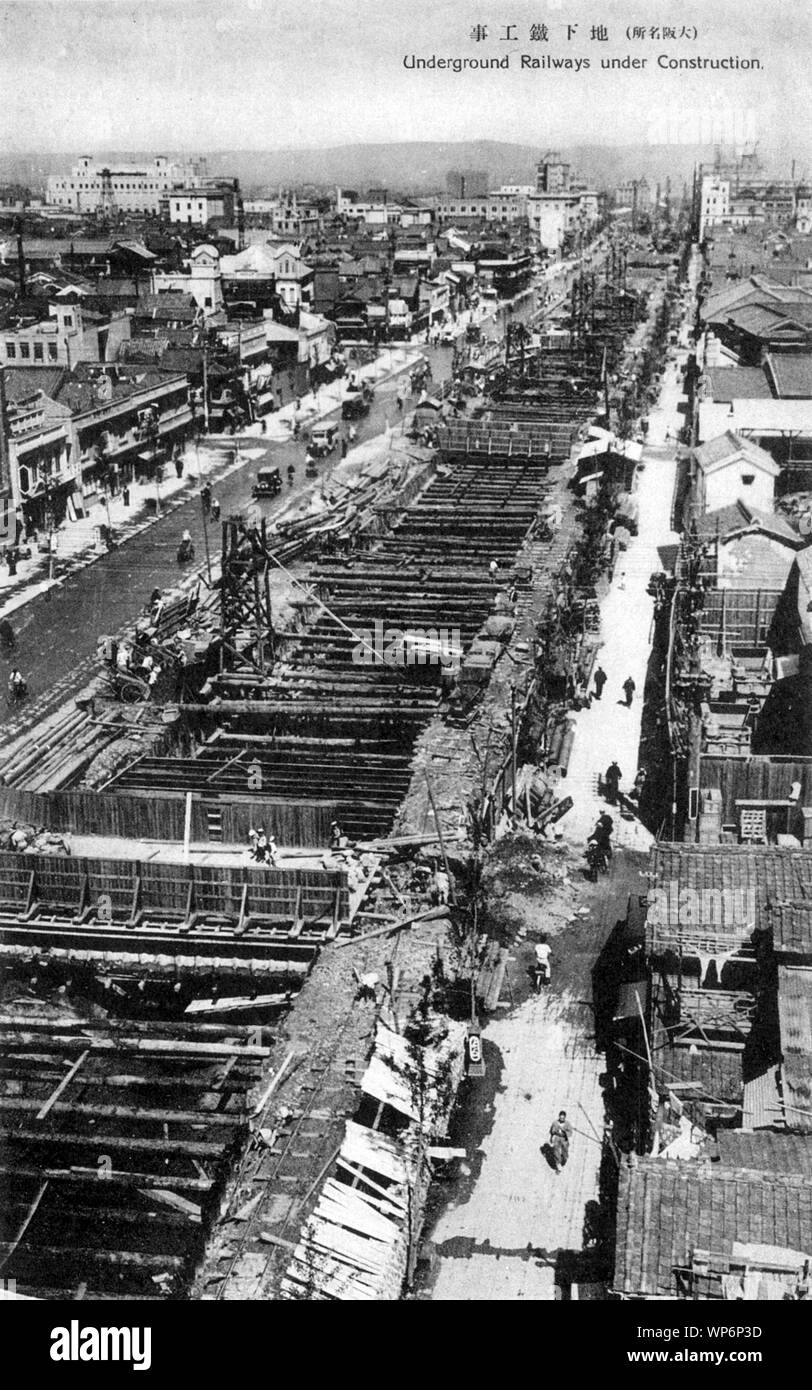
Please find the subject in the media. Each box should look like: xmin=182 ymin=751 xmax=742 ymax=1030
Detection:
xmin=235 ymin=881 xmax=249 ymax=937
xmin=73 ymin=872 xmax=91 ymax=924
xmin=126 ymin=873 xmax=142 ymax=928
xmin=289 ymin=885 xmax=304 ymax=939
xmin=1 ymin=1096 xmax=245 ymax=1127
xmin=180 ymin=878 xmax=197 ymax=934
xmin=0 ymin=1162 xmax=212 ymax=1191
xmin=0 ymin=1241 xmax=186 ymax=1272
xmin=23 ymin=871 xmax=36 ymax=920
xmin=0 ymin=1179 xmax=48 ymax=1273
xmin=9 ymin=1127 xmax=223 ymax=1158
xmin=326 ymin=887 xmax=342 ymax=941
xmin=36 ymin=1048 xmax=90 ymax=1121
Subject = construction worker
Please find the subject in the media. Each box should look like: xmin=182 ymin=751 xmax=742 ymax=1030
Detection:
xmin=8 ymin=668 xmax=27 ymax=703
xmin=604 ymin=761 xmax=622 ymax=806
xmin=533 ymin=938 xmax=551 ymax=991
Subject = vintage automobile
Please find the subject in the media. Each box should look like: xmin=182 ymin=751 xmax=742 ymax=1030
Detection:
xmin=252 ymin=465 xmax=282 ymax=498
xmin=309 ymin=421 xmax=340 ymax=459
xmin=341 ymin=384 xmax=373 ymax=420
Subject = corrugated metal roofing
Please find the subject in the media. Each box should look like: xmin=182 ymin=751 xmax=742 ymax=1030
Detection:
xmin=777 ymin=964 xmax=812 ymax=1132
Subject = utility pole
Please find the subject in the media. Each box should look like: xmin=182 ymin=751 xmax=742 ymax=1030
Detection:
xmin=202 ymin=342 xmax=210 ymax=433
xmin=200 ymin=490 xmax=212 ymax=584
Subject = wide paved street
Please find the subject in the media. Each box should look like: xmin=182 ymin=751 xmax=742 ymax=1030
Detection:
xmin=0 ymin=348 xmax=453 ymax=737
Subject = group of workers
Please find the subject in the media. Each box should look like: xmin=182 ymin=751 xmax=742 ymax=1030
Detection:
xmin=246 ymin=827 xmax=278 ymax=867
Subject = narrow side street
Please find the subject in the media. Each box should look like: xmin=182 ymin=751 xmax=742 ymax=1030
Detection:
xmin=423 ymin=304 xmax=694 ymax=1302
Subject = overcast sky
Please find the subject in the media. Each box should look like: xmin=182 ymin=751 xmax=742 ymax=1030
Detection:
xmin=0 ymin=0 xmax=809 ymax=159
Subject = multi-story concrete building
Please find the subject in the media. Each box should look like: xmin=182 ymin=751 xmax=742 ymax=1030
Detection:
xmin=46 ymin=155 xmax=204 ymax=215
xmin=0 ymin=303 xmax=131 ymax=370
xmin=527 ymin=187 xmax=598 ymax=253
xmin=695 ymin=149 xmax=804 ymax=238
xmin=2 ymin=373 xmax=76 ymax=529
xmin=54 ymin=364 xmax=192 ymax=494
xmin=165 ymin=181 xmax=239 ymax=226
xmin=536 ymin=151 xmax=571 ymax=194
xmin=432 ymin=190 xmax=528 ymax=224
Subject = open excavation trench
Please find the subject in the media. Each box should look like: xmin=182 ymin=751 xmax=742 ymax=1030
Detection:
xmin=0 ymin=254 xmax=667 ymax=1300
xmin=108 ymin=449 xmax=564 ymax=841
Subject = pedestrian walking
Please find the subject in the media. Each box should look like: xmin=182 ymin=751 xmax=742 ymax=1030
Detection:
xmin=549 ymin=1111 xmax=573 ymax=1174
xmin=604 ymin=761 xmax=622 ymax=806
xmin=341 ymin=435 xmax=348 ymax=459
xmin=200 ymin=483 xmax=212 ymax=516
xmin=209 ymin=497 xmax=220 ymax=522
xmin=593 ymin=665 xmax=607 ymax=700
xmin=174 ymin=450 xmax=184 ymax=480
xmin=622 ymin=675 xmax=636 ymax=707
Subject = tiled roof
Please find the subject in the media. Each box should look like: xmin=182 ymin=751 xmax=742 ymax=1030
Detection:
xmin=705 ymin=366 xmax=773 ymax=402
xmin=767 ymin=902 xmax=812 ymax=958
xmin=727 ymin=303 xmax=811 ymax=336
xmin=652 ymin=1040 xmax=744 ymax=1104
xmin=693 ymin=429 xmax=780 ymax=474
xmin=110 ymin=241 xmax=156 ymax=262
xmin=134 ymin=294 xmax=198 ymax=321
xmin=2 ymin=366 xmax=66 ymax=402
xmin=716 ymin=1130 xmax=812 ymax=1177
xmin=692 ymin=501 xmax=800 ymax=544
xmin=777 ymin=964 xmax=812 ymax=1132
xmin=645 ymin=845 xmax=812 ymax=952
xmin=613 ymin=1158 xmax=812 ymax=1297
xmin=765 ymin=352 xmax=812 ymax=399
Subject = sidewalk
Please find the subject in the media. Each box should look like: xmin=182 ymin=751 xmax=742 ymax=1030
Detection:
xmin=0 ymin=345 xmax=420 ymax=622
xmin=558 ymin=328 xmax=695 ymax=850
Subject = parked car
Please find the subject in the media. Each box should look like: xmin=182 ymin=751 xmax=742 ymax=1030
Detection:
xmin=309 ymin=421 xmax=340 ymax=458
xmin=341 ymin=386 xmax=372 ymax=420
xmin=252 ymin=466 xmax=282 ymax=498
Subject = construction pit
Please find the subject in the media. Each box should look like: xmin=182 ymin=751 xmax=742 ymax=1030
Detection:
xmin=0 ymin=266 xmax=667 ymax=1300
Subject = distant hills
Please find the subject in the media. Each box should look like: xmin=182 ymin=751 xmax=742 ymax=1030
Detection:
xmin=0 ymin=140 xmax=799 ymax=198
